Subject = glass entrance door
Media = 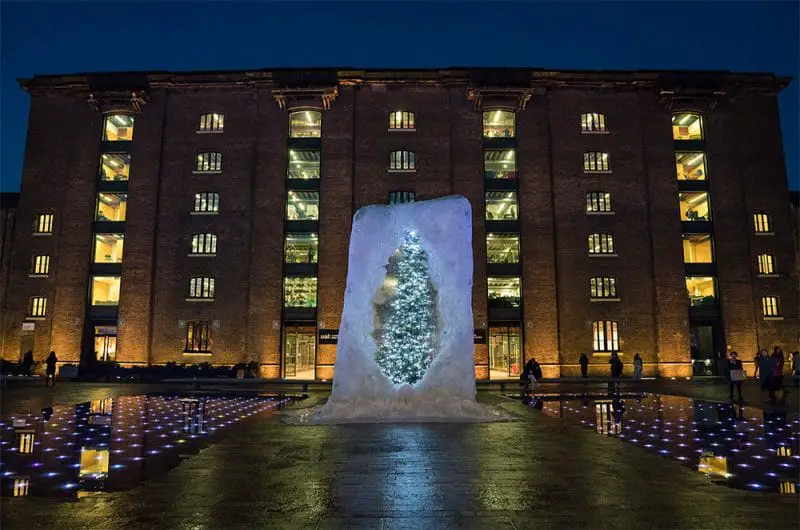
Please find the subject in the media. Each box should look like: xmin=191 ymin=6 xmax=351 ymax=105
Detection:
xmin=283 ymin=325 xmax=316 ymax=379
xmin=93 ymin=326 xmax=117 ymax=362
xmin=690 ymin=324 xmax=717 ymax=376
xmin=489 ymin=324 xmax=522 ymax=380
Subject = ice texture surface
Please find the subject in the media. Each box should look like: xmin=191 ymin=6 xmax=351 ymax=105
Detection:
xmin=306 ymin=195 xmax=504 ymax=422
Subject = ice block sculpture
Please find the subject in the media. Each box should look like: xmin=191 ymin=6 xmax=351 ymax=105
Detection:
xmin=313 ymin=195 xmax=492 ymax=421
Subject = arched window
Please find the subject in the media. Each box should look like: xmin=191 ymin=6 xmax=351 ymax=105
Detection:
xmin=389 ymin=150 xmax=416 ymax=171
xmin=31 ymin=255 xmax=50 ymax=275
xmin=585 ymin=192 xmax=613 ymax=213
xmin=195 ymin=152 xmax=222 ymax=172
xmin=592 ymin=320 xmax=619 ymax=352
xmin=389 ymin=111 xmax=415 ymax=130
xmin=590 ymin=277 xmax=617 ymax=299
xmin=198 ymin=113 xmax=224 ymax=132
xmin=289 ymin=110 xmax=322 ymax=138
xmin=581 ymin=113 xmax=607 ymax=133
xmin=483 ymin=109 xmax=515 ymax=138
xmin=193 ymin=192 xmax=220 ymax=213
xmin=672 ymin=113 xmax=704 ymax=140
xmin=588 ymin=233 xmax=615 ymax=255
xmin=191 ymin=233 xmax=217 ymax=255
xmin=188 ymin=277 xmax=215 ymax=299
xmin=583 ymin=152 xmax=609 ymax=172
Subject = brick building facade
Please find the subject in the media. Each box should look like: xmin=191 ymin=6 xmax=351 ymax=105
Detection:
xmin=1 ymin=68 xmax=797 ymax=379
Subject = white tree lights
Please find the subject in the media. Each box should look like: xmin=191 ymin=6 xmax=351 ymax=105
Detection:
xmin=374 ymin=230 xmax=438 ymax=385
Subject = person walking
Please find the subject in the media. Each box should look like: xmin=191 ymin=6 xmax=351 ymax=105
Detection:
xmin=770 ymin=347 xmax=785 ymax=402
xmin=20 ymin=350 xmax=34 ymax=377
xmin=756 ymin=349 xmax=773 ymax=402
xmin=44 ymin=351 xmax=57 ymax=387
xmin=579 ymin=353 xmax=589 ymax=378
xmin=633 ymin=353 xmax=643 ymax=380
xmin=726 ymin=351 xmax=745 ymax=402
xmin=753 ymin=350 xmax=761 ymax=380
xmin=792 ymin=351 xmax=800 ymax=377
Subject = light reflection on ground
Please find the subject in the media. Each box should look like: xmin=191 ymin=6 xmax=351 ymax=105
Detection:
xmin=0 ymin=394 xmax=295 ymax=499
xmin=524 ymin=391 xmax=799 ymax=495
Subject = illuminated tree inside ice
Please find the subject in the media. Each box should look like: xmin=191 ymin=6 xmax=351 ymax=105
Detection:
xmin=374 ymin=229 xmax=437 ymax=385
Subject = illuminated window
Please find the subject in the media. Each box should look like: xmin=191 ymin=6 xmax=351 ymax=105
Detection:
xmin=28 ymin=297 xmax=46 ymax=317
xmin=595 ymin=401 xmax=622 ymax=435
xmin=90 ymin=276 xmax=121 ymax=306
xmin=581 ymin=113 xmax=607 ymax=133
xmin=90 ymin=398 xmax=113 ymax=414
xmin=185 ymin=320 xmax=212 ymax=352
xmin=284 ymin=277 xmax=318 ymax=308
xmin=287 ymin=149 xmax=320 ymax=179
xmin=758 ymin=254 xmax=775 ymax=274
xmin=588 ymin=233 xmax=615 ymax=255
xmin=389 ymin=150 xmax=416 ymax=171
xmin=191 ymin=233 xmax=217 ymax=255
xmin=487 ymin=277 xmax=520 ymax=308
xmin=79 ymin=448 xmax=110 ymax=478
xmin=483 ymin=109 xmax=515 ymax=138
xmin=672 ymin=113 xmax=703 ymax=140
xmin=780 ymin=481 xmax=797 ymax=494
xmin=590 ymin=277 xmax=617 ymax=298
xmin=284 ymin=233 xmax=318 ymax=263
xmin=592 ymin=320 xmax=619 ymax=352
xmin=686 ymin=277 xmax=716 ymax=307
xmin=198 ymin=113 xmax=224 ymax=132
xmin=93 ymin=234 xmax=125 ymax=264
xmin=93 ymin=328 xmax=117 ymax=363
xmin=679 ymin=192 xmax=711 ymax=221
xmin=34 ymin=213 xmax=54 ymax=234
xmin=193 ymin=192 xmax=219 ymax=213
xmin=488 ymin=324 xmax=522 ymax=379
xmin=99 ymin=153 xmax=131 ymax=181
xmin=776 ymin=446 xmax=792 ymax=457
xmin=18 ymin=432 xmax=35 ymax=454
xmin=485 ymin=191 xmax=518 ymax=220
xmin=286 ymin=191 xmax=319 ymax=221
xmin=12 ymin=478 xmax=29 ymax=497
xmin=289 ymin=110 xmax=321 ymax=138
xmin=484 ymin=149 xmax=516 ymax=179
xmin=586 ymin=192 xmax=613 ymax=213
xmin=389 ymin=191 xmax=415 ymax=205
xmin=103 ymin=114 xmax=134 ymax=141
xmin=583 ymin=152 xmax=609 ymax=172
xmin=675 ymin=152 xmax=706 ymax=180
xmin=31 ymin=255 xmax=50 ymax=275
xmin=389 ymin=111 xmax=415 ymax=130
xmin=762 ymin=296 xmax=780 ymax=317
xmin=96 ymin=193 xmax=127 ymax=221
xmin=195 ymin=152 xmax=222 ymax=172
xmin=753 ymin=212 xmax=771 ymax=233
xmin=486 ymin=234 xmax=520 ymax=264
xmin=682 ymin=234 xmax=714 ymax=263
xmin=188 ymin=277 xmax=215 ymax=300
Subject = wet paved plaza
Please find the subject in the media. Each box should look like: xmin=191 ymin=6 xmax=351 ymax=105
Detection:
xmin=1 ymin=385 xmax=798 ymax=529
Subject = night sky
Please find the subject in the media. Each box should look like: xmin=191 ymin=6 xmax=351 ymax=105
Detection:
xmin=1 ymin=1 xmax=798 ymax=192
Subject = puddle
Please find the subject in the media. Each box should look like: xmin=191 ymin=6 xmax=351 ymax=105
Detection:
xmin=522 ymin=391 xmax=799 ymax=495
xmin=0 ymin=393 xmax=299 ymax=499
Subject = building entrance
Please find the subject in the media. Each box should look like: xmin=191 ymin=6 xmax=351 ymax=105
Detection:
xmin=93 ymin=326 xmax=117 ymax=362
xmin=283 ymin=324 xmax=316 ymax=379
xmin=489 ymin=324 xmax=522 ymax=380
xmin=690 ymin=323 xmax=724 ymax=376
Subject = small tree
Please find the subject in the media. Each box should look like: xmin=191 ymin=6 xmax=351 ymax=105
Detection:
xmin=374 ymin=229 xmax=437 ymax=385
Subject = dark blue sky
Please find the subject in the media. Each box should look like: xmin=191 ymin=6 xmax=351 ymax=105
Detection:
xmin=2 ymin=1 xmax=798 ymax=192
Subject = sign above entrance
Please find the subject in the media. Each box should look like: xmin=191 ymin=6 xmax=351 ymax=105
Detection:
xmin=319 ymin=329 xmax=339 ymax=344
xmin=21 ymin=322 xmax=35 ymax=331
xmin=473 ymin=329 xmax=487 ymax=344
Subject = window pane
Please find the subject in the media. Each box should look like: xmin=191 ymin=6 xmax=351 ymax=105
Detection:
xmin=487 ymin=277 xmax=520 ymax=307
xmin=284 ymin=277 xmax=317 ymax=307
xmin=29 ymin=297 xmax=46 ymax=317
xmin=678 ymin=192 xmax=711 ymax=221
xmin=287 ymin=191 xmax=319 ymax=221
xmin=584 ymin=152 xmax=609 ymax=172
xmin=96 ymin=193 xmax=127 ymax=221
xmin=686 ymin=277 xmax=716 ymax=307
xmin=672 ymin=113 xmax=703 ymax=140
xmin=483 ymin=110 xmax=515 ymax=138
xmin=586 ymin=192 xmax=612 ymax=213
xmin=103 ymin=114 xmax=134 ymax=141
xmin=484 ymin=149 xmax=516 ymax=179
xmin=35 ymin=214 xmax=54 ymax=234
xmin=100 ymin=153 xmax=131 ymax=181
xmin=581 ymin=113 xmax=607 ymax=132
xmin=185 ymin=320 xmax=212 ymax=352
xmin=486 ymin=234 xmax=520 ymax=264
xmin=193 ymin=192 xmax=219 ymax=213
xmin=682 ymin=234 xmax=714 ymax=263
xmin=758 ymin=254 xmax=775 ymax=274
xmin=90 ymin=276 xmax=121 ymax=306
xmin=389 ymin=191 xmax=415 ymax=205
xmin=199 ymin=113 xmax=224 ymax=132
xmin=675 ymin=152 xmax=706 ymax=181
xmin=285 ymin=233 xmax=318 ymax=263
xmin=485 ymin=191 xmax=518 ymax=220
xmin=762 ymin=296 xmax=780 ymax=317
xmin=389 ymin=111 xmax=415 ymax=130
xmin=287 ymin=149 xmax=321 ymax=179
xmin=32 ymin=255 xmax=50 ymax=274
xmin=93 ymin=234 xmax=125 ymax=263
xmin=289 ymin=110 xmax=321 ymax=138
xmin=191 ymin=233 xmax=217 ymax=254
xmin=754 ymin=213 xmax=771 ymax=233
